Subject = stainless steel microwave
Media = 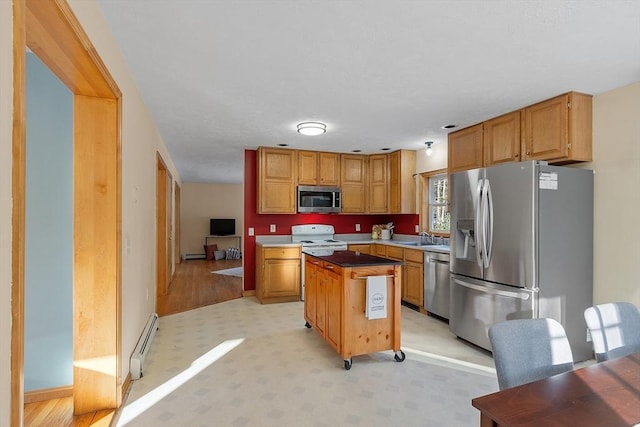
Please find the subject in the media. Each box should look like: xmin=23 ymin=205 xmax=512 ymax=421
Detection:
xmin=297 ymin=185 xmax=341 ymax=213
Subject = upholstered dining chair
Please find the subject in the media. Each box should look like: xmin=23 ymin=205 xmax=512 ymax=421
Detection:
xmin=488 ymin=318 xmax=574 ymax=390
xmin=584 ymin=302 xmax=640 ymax=362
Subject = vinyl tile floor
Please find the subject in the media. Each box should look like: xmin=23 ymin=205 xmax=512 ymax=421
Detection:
xmin=114 ymin=298 xmax=498 ymax=427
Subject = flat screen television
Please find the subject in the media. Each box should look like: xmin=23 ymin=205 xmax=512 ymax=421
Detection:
xmin=210 ymin=218 xmax=236 ymax=236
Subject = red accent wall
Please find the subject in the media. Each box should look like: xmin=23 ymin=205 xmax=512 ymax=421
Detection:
xmin=243 ymin=150 xmax=418 ymax=290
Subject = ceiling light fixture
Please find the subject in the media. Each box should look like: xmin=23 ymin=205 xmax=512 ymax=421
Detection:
xmin=297 ymin=121 xmax=326 ymax=136
xmin=425 ymin=141 xmax=433 ymax=156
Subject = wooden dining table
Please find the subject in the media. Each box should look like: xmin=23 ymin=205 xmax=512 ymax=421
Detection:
xmin=472 ymin=352 xmax=640 ymax=427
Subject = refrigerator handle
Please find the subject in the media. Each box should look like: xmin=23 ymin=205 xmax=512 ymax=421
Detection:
xmin=475 ymin=179 xmax=484 ymax=268
xmin=452 ymin=277 xmax=531 ymax=300
xmin=484 ymin=179 xmax=494 ymax=268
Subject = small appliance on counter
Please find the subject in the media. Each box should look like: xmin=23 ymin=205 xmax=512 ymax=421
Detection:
xmin=372 ymin=223 xmax=394 ymax=240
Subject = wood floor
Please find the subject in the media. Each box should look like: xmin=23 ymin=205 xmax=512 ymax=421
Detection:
xmin=23 ymin=258 xmax=244 ymax=426
xmin=157 ymin=258 xmax=244 ymax=316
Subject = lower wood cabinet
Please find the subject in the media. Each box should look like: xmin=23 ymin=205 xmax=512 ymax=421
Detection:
xmin=403 ymin=248 xmax=424 ymax=307
xmin=347 ymin=244 xmax=371 ymax=254
xmin=304 ymin=255 xmax=403 ymax=369
xmin=255 ymin=245 xmax=301 ymax=303
xmin=374 ymin=244 xmax=424 ymax=307
xmin=305 ymin=258 xmax=342 ymax=352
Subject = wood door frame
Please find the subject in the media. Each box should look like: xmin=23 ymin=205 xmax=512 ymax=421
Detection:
xmin=174 ymin=183 xmax=181 ymax=265
xmin=156 ymin=153 xmax=172 ymax=296
xmin=12 ymin=0 xmax=122 ymax=422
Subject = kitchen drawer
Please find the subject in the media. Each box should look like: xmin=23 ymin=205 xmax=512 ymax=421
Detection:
xmin=374 ymin=244 xmax=387 ymax=257
xmin=321 ymin=261 xmax=343 ymax=275
xmin=264 ymin=247 xmax=301 ymax=259
xmin=386 ymin=246 xmax=403 ymax=260
xmin=404 ymin=248 xmax=423 ymax=263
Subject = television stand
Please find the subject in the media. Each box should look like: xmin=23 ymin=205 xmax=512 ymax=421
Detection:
xmin=205 ymin=235 xmax=242 ymax=250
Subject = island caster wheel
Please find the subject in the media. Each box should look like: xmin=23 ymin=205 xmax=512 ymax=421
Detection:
xmin=344 ymin=359 xmax=352 ymax=370
xmin=304 ymin=321 xmax=311 ymax=328
xmin=394 ymin=351 xmax=406 ymax=362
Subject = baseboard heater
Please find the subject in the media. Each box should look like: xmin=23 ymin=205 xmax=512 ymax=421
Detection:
xmin=183 ymin=253 xmax=206 ymax=260
xmin=130 ymin=313 xmax=159 ymax=380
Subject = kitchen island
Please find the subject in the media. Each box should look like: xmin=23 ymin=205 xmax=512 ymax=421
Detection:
xmin=303 ymin=250 xmax=405 ymax=369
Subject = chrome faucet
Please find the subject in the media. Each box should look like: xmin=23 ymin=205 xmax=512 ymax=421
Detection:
xmin=419 ymin=231 xmax=432 ymax=245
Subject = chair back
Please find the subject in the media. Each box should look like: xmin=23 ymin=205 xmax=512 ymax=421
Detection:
xmin=489 ymin=318 xmax=574 ymax=390
xmin=584 ymin=302 xmax=640 ymax=362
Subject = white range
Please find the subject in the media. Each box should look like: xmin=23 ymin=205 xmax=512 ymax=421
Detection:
xmin=291 ymin=224 xmax=348 ymax=300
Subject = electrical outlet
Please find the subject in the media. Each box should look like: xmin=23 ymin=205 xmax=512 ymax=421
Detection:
xmin=248 ymin=227 xmax=255 ymax=236
xmin=415 ymin=225 xmax=420 ymax=233
xmin=355 ymin=223 xmax=361 ymax=231
xmin=270 ymin=224 xmax=276 ymax=233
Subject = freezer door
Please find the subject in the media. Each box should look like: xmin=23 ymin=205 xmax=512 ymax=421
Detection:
xmin=449 ymin=274 xmax=536 ymax=351
xmin=450 ymin=168 xmax=483 ymax=279
xmin=483 ymin=161 xmax=536 ymax=288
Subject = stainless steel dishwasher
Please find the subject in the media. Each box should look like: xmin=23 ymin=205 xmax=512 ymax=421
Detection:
xmin=423 ymin=251 xmax=450 ymax=320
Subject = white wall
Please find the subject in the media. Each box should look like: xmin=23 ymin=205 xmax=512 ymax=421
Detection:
xmin=181 ymin=182 xmax=244 ymax=255
xmin=0 ymin=0 xmax=14 ymax=422
xmin=0 ymin=3 xmax=182 ymax=418
xmin=588 ymin=82 xmax=640 ymax=306
xmin=65 ymin=0 xmax=182 ymax=387
xmin=416 ymin=141 xmax=447 ymax=173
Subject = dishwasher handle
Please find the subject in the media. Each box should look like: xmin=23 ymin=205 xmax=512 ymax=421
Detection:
xmin=452 ymin=277 xmax=530 ymax=300
xmin=427 ymin=257 xmax=450 ymax=265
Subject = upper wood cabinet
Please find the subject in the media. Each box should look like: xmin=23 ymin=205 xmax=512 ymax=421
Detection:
xmin=448 ymin=91 xmax=592 ymax=173
xmin=368 ymin=154 xmax=388 ymax=213
xmin=340 ymin=154 xmax=367 ymax=213
xmin=448 ymin=124 xmax=484 ymax=173
xmin=484 ymin=110 xmax=521 ymax=166
xmin=298 ymin=150 xmax=341 ymax=186
xmin=522 ymin=92 xmax=592 ymax=163
xmin=257 ymin=147 xmax=297 ymax=214
xmin=318 ymin=152 xmax=341 ymax=186
xmin=389 ymin=150 xmax=416 ymax=213
xmin=297 ymin=150 xmax=318 ymax=185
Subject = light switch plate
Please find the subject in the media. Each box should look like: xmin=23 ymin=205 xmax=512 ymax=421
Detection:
xmin=270 ymin=224 xmax=276 ymax=233
xmin=248 ymin=227 xmax=255 ymax=236
xmin=355 ymin=223 xmax=361 ymax=231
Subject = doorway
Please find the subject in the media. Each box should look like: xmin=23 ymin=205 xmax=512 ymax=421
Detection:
xmin=156 ymin=154 xmax=173 ymax=297
xmin=12 ymin=0 xmax=122 ymax=423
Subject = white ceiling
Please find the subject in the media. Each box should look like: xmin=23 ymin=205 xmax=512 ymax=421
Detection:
xmin=97 ymin=0 xmax=640 ymax=183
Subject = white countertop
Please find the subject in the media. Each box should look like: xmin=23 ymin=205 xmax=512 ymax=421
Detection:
xmin=255 ymin=234 xmax=450 ymax=253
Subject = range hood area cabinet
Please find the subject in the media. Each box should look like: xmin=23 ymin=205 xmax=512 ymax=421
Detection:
xmin=298 ymin=150 xmax=341 ymax=186
xmin=447 ymin=91 xmax=592 ymax=174
xmin=257 ymin=147 xmax=416 ymax=214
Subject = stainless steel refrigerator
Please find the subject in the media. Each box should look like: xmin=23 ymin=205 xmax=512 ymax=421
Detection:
xmin=449 ymin=161 xmax=594 ymax=361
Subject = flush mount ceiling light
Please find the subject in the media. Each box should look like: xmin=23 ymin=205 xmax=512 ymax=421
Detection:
xmin=297 ymin=121 xmax=326 ymax=136
xmin=425 ymin=141 xmax=434 ymax=156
